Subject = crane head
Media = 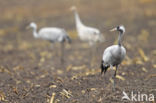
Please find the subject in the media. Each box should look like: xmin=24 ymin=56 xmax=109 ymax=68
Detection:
xmin=28 ymin=22 xmax=37 ymax=29
xmin=70 ymin=6 xmax=77 ymax=11
xmin=110 ymin=25 xmax=125 ymax=33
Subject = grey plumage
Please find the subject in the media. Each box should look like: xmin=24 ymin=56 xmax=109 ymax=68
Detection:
xmin=71 ymin=6 xmax=104 ymax=46
xmin=29 ymin=22 xmax=71 ymax=44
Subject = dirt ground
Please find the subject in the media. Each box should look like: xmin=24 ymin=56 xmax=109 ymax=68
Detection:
xmin=0 ymin=0 xmax=156 ymax=103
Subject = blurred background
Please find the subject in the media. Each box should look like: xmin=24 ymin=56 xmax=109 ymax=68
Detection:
xmin=0 ymin=0 xmax=155 ymax=102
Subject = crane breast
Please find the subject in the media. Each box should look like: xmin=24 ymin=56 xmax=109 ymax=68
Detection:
xmin=103 ymin=45 xmax=126 ymax=65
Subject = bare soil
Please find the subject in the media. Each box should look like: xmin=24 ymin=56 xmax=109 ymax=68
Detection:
xmin=0 ymin=0 xmax=155 ymax=103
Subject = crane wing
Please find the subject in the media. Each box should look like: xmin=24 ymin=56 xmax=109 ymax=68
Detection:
xmin=38 ymin=28 xmax=64 ymax=41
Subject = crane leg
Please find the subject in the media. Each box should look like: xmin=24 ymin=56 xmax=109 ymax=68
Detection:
xmin=110 ymin=65 xmax=116 ymax=91
xmin=60 ymin=42 xmax=64 ymax=65
xmin=90 ymin=47 xmax=94 ymax=68
xmin=114 ymin=65 xmax=118 ymax=77
xmin=94 ymin=44 xmax=99 ymax=64
xmin=90 ymin=44 xmax=98 ymax=68
xmin=112 ymin=65 xmax=118 ymax=91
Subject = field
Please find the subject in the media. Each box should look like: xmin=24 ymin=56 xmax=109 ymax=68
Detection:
xmin=0 ymin=0 xmax=156 ymax=103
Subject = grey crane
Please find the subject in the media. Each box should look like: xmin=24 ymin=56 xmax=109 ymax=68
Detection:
xmin=101 ymin=25 xmax=126 ymax=89
xmin=28 ymin=22 xmax=71 ymax=63
xmin=70 ymin=6 xmax=104 ymax=46
xmin=71 ymin=6 xmax=105 ymax=67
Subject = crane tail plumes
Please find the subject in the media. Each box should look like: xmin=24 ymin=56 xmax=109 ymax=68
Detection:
xmin=61 ymin=29 xmax=72 ymax=43
xmin=66 ymin=36 xmax=72 ymax=43
xmin=101 ymin=60 xmax=109 ymax=75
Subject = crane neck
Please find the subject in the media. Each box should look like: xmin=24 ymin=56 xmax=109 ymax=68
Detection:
xmin=118 ymin=32 xmax=123 ymax=46
xmin=73 ymin=11 xmax=83 ymax=27
xmin=32 ymin=27 xmax=39 ymax=38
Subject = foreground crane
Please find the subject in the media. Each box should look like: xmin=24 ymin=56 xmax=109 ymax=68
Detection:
xmin=101 ymin=25 xmax=126 ymax=90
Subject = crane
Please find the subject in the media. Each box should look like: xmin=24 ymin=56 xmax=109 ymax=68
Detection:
xmin=70 ymin=6 xmax=104 ymax=46
xmin=28 ymin=22 xmax=71 ymax=63
xmin=101 ymin=25 xmax=126 ymax=90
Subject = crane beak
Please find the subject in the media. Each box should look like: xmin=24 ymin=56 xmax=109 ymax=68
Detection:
xmin=110 ymin=27 xmax=117 ymax=32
